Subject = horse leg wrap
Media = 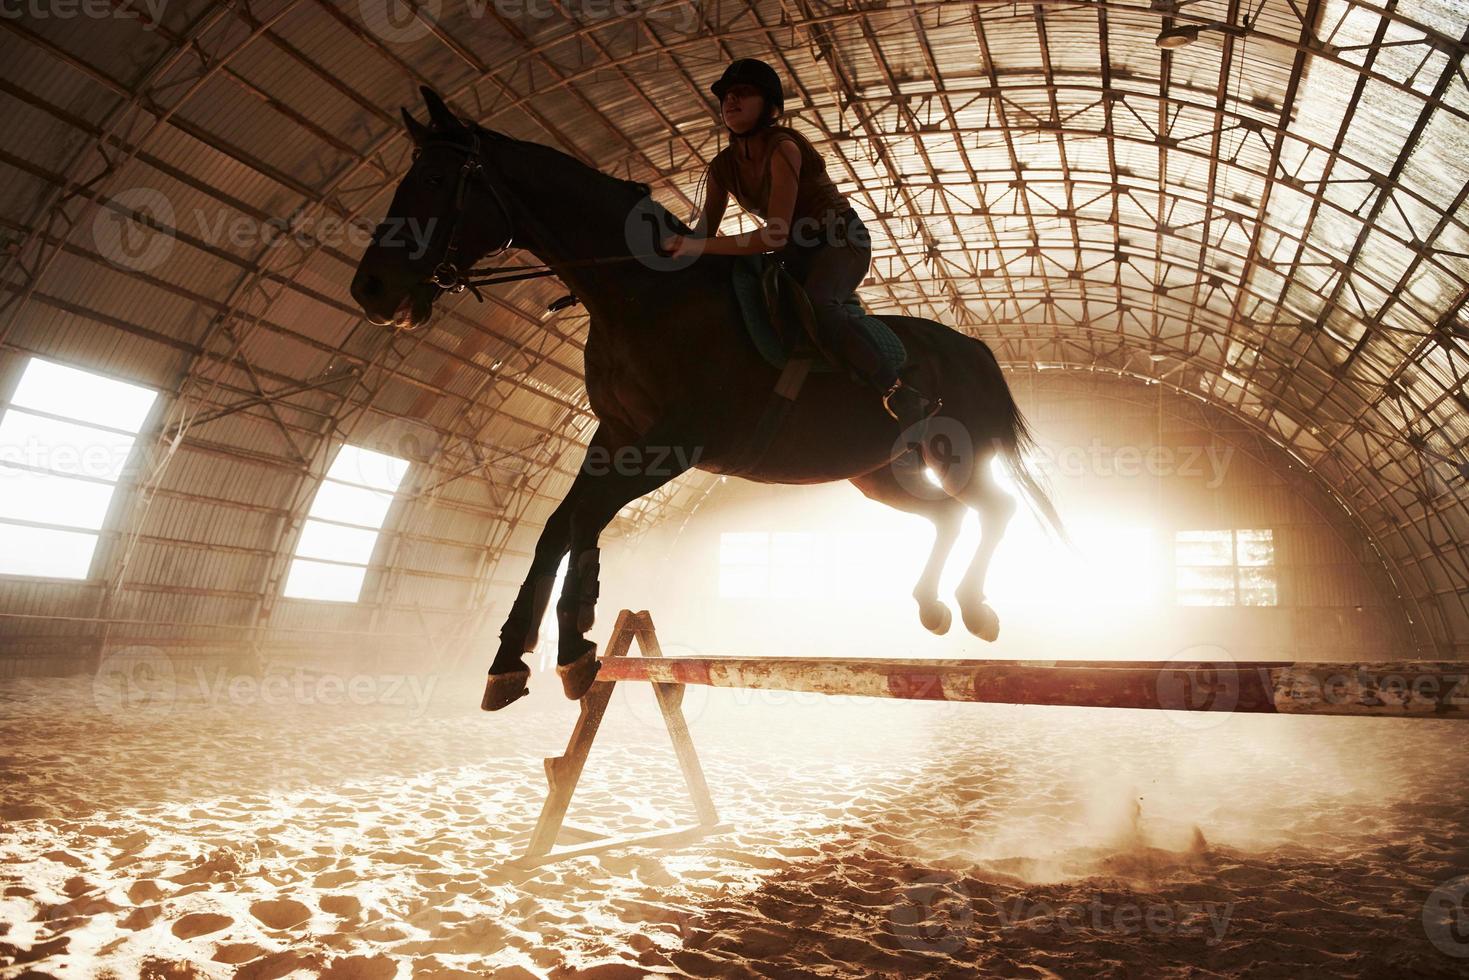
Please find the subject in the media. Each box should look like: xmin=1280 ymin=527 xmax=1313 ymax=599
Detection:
xmin=493 ymin=573 xmax=557 ymax=670
xmin=572 ymin=547 xmax=600 ymax=635
xmin=521 ymin=573 xmax=557 ymax=653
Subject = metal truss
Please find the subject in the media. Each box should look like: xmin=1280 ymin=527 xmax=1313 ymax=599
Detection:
xmin=0 ymin=0 xmax=1463 ymax=656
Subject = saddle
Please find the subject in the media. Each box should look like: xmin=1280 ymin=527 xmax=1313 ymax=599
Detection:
xmin=725 ymin=255 xmax=911 ymax=475
xmin=730 ymin=254 xmax=906 ymax=379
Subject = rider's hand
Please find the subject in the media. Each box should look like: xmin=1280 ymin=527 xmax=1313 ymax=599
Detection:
xmin=660 ymin=234 xmax=697 ymax=259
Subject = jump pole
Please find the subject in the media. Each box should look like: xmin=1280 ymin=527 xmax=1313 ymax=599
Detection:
xmin=596 ymin=654 xmax=1469 ymax=719
xmin=518 ymin=610 xmax=1467 ymax=863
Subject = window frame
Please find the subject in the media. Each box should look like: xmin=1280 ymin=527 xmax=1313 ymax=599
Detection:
xmin=282 ymin=444 xmax=411 ymax=603
xmin=1173 ymin=528 xmax=1278 ymax=607
xmin=0 ymin=357 xmax=157 ymax=582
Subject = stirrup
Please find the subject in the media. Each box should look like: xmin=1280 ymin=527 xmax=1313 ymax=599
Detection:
xmin=881 ymin=381 xmax=902 ymax=420
xmin=882 ymin=380 xmax=941 ymax=423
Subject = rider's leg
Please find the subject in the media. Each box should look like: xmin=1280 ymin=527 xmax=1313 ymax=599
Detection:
xmin=795 ymin=214 xmax=936 ymax=430
xmin=794 ymin=213 xmax=891 ymax=389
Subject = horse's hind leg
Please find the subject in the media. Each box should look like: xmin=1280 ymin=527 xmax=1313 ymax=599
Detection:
xmin=850 ymin=464 xmax=966 ymax=635
xmin=953 ymin=453 xmax=1015 ymax=641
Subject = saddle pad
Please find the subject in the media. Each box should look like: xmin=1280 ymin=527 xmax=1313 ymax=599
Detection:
xmin=731 ymin=253 xmax=906 ymax=376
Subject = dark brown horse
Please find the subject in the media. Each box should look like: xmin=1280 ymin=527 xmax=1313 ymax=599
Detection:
xmin=350 ymin=89 xmax=1064 ymax=711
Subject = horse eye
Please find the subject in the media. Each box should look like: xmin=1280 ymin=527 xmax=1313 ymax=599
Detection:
xmin=425 ymin=173 xmax=443 ymax=187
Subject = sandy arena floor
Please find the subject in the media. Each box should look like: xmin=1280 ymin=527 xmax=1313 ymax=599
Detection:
xmin=2 ymin=657 xmax=1467 ymax=979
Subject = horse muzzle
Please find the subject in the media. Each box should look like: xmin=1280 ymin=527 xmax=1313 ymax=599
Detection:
xmin=351 ymin=271 xmax=434 ymax=330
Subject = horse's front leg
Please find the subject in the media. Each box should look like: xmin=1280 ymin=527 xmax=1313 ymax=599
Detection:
xmin=482 ymin=427 xmax=609 ymax=711
xmin=552 ymin=422 xmax=697 ymax=700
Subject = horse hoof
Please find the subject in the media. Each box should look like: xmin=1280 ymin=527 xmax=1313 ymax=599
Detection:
xmin=918 ymin=601 xmax=952 ymax=635
xmin=557 ymin=643 xmax=601 ymax=700
xmin=481 ymin=669 xmax=530 ymax=711
xmin=961 ymin=602 xmax=1000 ymax=642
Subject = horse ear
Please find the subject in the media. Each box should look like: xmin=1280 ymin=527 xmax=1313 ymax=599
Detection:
xmin=420 ymin=86 xmax=462 ymax=132
xmin=401 ymin=107 xmax=431 ymax=146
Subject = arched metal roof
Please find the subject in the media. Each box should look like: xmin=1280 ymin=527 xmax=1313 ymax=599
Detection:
xmin=0 ymin=0 xmax=1464 ymax=657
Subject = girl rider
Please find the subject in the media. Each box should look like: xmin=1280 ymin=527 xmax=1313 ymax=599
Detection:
xmin=660 ymin=58 xmax=934 ymax=428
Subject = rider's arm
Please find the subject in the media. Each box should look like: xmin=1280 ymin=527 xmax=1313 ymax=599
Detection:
xmin=693 ymin=169 xmax=728 ymax=238
xmin=696 ymin=139 xmax=801 ymax=256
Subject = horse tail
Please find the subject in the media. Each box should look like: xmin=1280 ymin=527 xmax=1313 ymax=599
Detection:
xmin=966 ymin=337 xmax=1070 ymax=546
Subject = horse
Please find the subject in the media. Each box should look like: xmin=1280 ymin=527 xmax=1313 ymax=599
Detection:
xmin=350 ymin=88 xmax=1065 ymax=711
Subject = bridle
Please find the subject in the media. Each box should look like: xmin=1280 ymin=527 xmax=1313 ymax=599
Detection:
xmin=418 ymin=132 xmax=516 ymax=302
xmin=411 ymin=130 xmax=660 ymax=306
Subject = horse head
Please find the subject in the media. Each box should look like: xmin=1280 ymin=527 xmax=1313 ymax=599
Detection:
xmin=350 ymin=87 xmax=515 ymax=331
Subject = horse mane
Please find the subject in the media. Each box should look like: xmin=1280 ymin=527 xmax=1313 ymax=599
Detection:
xmin=470 ymin=121 xmax=666 ymax=215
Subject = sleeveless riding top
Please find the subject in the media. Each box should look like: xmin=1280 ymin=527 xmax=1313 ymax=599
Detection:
xmin=709 ymin=125 xmax=849 ymax=224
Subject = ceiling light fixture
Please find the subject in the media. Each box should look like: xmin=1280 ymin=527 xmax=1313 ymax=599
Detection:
xmin=1156 ymin=24 xmax=1202 ymax=47
xmin=1156 ymin=16 xmax=1253 ymax=48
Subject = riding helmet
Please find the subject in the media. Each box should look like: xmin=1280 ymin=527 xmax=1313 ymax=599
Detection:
xmin=711 ymin=58 xmax=785 ymax=114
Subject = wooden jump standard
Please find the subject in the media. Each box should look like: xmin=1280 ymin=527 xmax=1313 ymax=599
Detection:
xmin=518 ymin=610 xmax=1467 ymax=863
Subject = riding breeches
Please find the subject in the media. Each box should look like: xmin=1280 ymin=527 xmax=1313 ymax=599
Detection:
xmin=777 ymin=208 xmax=895 ymax=391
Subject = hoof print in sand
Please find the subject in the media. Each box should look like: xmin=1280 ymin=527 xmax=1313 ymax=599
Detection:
xmin=249 ymin=898 xmax=312 ymax=930
xmin=128 ymin=879 xmax=166 ymax=903
xmin=119 ymin=904 xmax=165 ymax=930
xmin=139 ymin=955 xmax=208 ymax=979
xmin=212 ymin=941 xmax=269 ymax=964
xmin=319 ymin=953 xmax=397 ymax=979
xmin=320 ymin=894 xmax=362 ymax=918
xmin=170 ymin=911 xmax=233 ymax=939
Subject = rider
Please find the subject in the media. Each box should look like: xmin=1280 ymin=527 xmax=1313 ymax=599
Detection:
xmin=661 ymin=58 xmax=935 ymax=429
